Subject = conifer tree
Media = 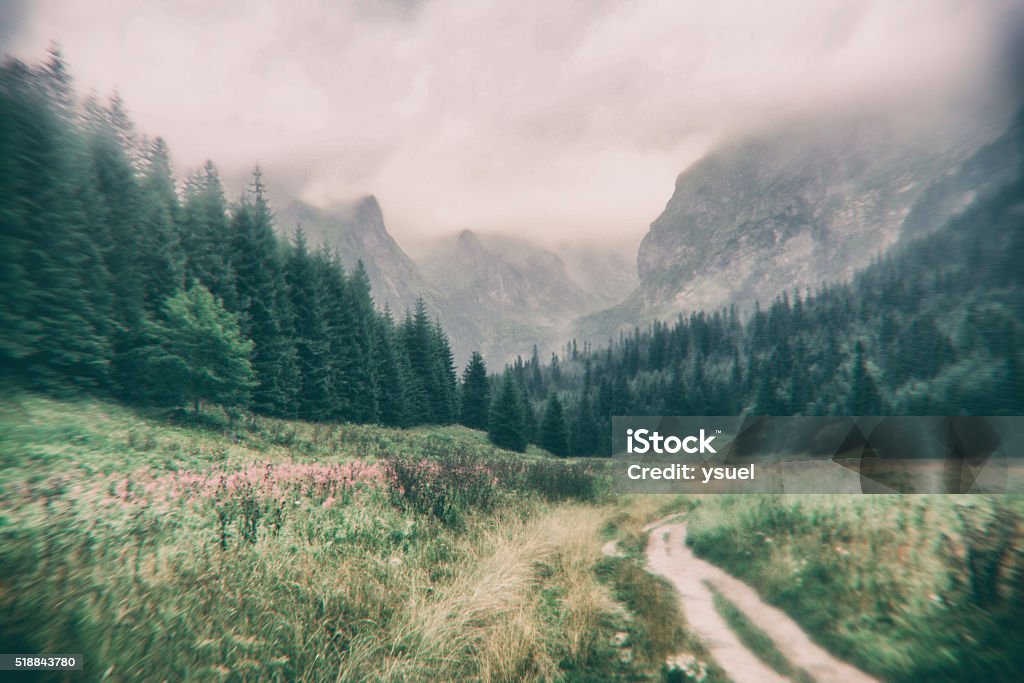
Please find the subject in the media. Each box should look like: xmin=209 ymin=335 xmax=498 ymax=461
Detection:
xmin=138 ymin=137 xmax=184 ymax=313
xmin=140 ymin=284 xmax=254 ymax=413
xmin=432 ymin=320 xmax=458 ymax=423
xmin=0 ymin=60 xmax=111 ymax=385
xmin=87 ymin=93 xmax=146 ymax=336
xmin=286 ymin=230 xmax=331 ymax=420
xmin=403 ymin=298 xmax=445 ymax=423
xmin=570 ymin=392 xmax=599 ymax=456
xmin=400 ymin=308 xmax=431 ymax=424
xmin=181 ymin=161 xmax=235 ymax=305
xmin=538 ymin=393 xmax=570 ymax=456
xmin=373 ymin=306 xmax=410 ymax=427
xmin=229 ymin=168 xmax=298 ymax=415
xmin=521 ymin=384 xmax=537 ymax=444
xmin=488 ymin=370 xmax=527 ymax=452
xmin=344 ymin=261 xmax=380 ymax=422
xmin=850 ymin=341 xmax=883 ymax=415
xmin=459 ymin=351 xmax=490 ymax=430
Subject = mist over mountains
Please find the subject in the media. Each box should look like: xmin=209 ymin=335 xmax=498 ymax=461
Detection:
xmin=272 ymin=98 xmax=1018 ymax=368
xmin=274 ymin=195 xmax=633 ymax=364
xmin=573 ymin=105 xmax=1014 ymax=342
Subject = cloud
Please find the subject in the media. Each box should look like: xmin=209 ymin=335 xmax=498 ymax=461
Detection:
xmin=0 ymin=0 xmax=30 ymax=53
xmin=9 ymin=0 xmax=1020 ymax=246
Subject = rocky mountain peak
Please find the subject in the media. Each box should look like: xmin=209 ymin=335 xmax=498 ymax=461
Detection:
xmin=352 ymin=195 xmax=386 ymax=235
xmin=455 ymin=228 xmax=486 ymax=253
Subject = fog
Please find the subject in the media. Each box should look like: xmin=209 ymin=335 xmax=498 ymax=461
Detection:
xmin=7 ymin=0 xmax=1022 ymax=247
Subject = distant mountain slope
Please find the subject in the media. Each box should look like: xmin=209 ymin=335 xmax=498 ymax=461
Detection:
xmin=636 ymin=118 xmax=968 ymax=314
xmin=900 ymin=109 xmax=1024 ymax=241
xmin=557 ymin=244 xmax=638 ymax=308
xmin=277 ymin=196 xmax=432 ymax=314
xmin=418 ymin=230 xmax=634 ymax=362
xmin=276 ymin=198 xmax=491 ymax=365
xmin=420 ymin=230 xmax=588 ymax=323
xmin=575 ymin=110 xmax=1008 ymax=341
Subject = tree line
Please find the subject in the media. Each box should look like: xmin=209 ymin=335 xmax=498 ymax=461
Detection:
xmin=0 ymin=48 xmax=569 ymax=451
xmin=490 ymin=109 xmax=1024 ymax=455
xmin=1 ymin=49 xmax=463 ymax=428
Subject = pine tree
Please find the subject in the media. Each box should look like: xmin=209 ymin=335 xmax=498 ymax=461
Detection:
xmin=229 ymin=168 xmax=298 ymax=415
xmin=488 ymin=370 xmax=527 ymax=452
xmin=850 ymin=341 xmax=883 ymax=415
xmin=181 ymin=161 xmax=235 ymax=305
xmin=316 ymin=248 xmax=355 ymax=420
xmin=521 ymin=385 xmax=537 ymax=444
xmin=285 ymin=230 xmax=331 ymax=420
xmin=0 ymin=59 xmax=111 ymax=385
xmin=138 ymin=137 xmax=184 ymax=313
xmin=87 ymin=92 xmax=146 ymax=336
xmin=432 ymin=320 xmax=458 ymax=424
xmin=538 ymin=393 xmax=570 ymax=456
xmin=400 ymin=308 xmax=430 ymax=424
xmin=459 ymin=351 xmax=490 ymax=430
xmin=402 ymin=298 xmax=447 ymax=424
xmin=570 ymin=392 xmax=599 ymax=456
xmin=140 ymin=284 xmax=254 ymax=413
xmin=344 ymin=261 xmax=379 ymax=422
xmin=373 ymin=306 xmax=409 ymax=427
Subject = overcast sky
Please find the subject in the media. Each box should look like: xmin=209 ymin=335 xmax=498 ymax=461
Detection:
xmin=5 ymin=0 xmax=1021 ymax=248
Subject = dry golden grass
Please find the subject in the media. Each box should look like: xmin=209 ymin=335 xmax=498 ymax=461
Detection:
xmin=370 ymin=505 xmax=616 ymax=682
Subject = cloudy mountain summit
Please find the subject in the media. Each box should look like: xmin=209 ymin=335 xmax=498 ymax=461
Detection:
xmin=574 ymin=104 xmax=1015 ymax=341
xmin=277 ymin=196 xmax=434 ymax=315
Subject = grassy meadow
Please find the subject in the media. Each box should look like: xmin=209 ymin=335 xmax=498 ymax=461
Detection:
xmin=3 ymin=390 xmax=1022 ymax=682
xmin=0 ymin=391 xmax=712 ymax=681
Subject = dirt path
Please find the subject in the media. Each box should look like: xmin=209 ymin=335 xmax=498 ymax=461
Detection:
xmin=642 ymin=519 xmax=878 ymax=683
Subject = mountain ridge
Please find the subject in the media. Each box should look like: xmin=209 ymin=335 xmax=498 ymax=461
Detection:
xmin=573 ymin=108 xmax=1013 ymax=342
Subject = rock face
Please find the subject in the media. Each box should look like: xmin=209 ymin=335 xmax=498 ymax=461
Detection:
xmin=899 ymin=109 xmax=1024 ymax=242
xmin=421 ymin=230 xmax=587 ymax=323
xmin=277 ymin=198 xmax=633 ymax=364
xmin=572 ymin=109 xmax=1016 ymax=343
xmin=277 ymin=196 xmax=432 ymax=314
xmin=633 ymin=118 xmax=969 ymax=318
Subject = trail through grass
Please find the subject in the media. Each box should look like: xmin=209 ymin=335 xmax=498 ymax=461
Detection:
xmin=686 ymin=494 xmax=1024 ymax=682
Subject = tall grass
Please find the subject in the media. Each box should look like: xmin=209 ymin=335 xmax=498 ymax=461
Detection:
xmin=0 ymin=393 xmax=626 ymax=681
xmin=685 ymin=494 xmax=1024 ymax=682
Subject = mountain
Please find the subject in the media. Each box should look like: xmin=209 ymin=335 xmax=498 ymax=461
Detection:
xmin=899 ymin=109 xmax=1024 ymax=242
xmin=275 ymin=198 xmax=492 ymax=364
xmin=557 ymin=245 xmax=638 ymax=308
xmin=421 ymin=231 xmax=585 ymax=320
xmin=576 ymin=110 xmax=1008 ymax=339
xmin=277 ymin=196 xmax=432 ymax=313
xmin=418 ymin=231 xmax=632 ymax=362
xmin=276 ymin=198 xmax=628 ymax=365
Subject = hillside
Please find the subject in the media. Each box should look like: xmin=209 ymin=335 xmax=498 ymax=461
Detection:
xmin=575 ymin=109 xmax=1008 ymax=341
xmin=4 ymin=393 xmax=1021 ymax=681
xmin=0 ymin=392 xmax=655 ymax=681
xmin=528 ymin=106 xmax=1024 ymax=456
